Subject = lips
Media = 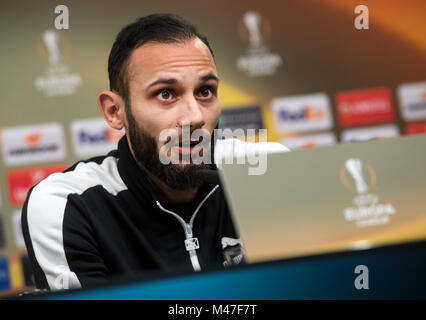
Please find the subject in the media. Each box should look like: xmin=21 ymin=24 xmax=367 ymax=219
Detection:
xmin=171 ymin=138 xmax=203 ymax=155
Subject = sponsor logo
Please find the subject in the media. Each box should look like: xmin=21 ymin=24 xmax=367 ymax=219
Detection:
xmin=71 ymin=118 xmax=124 ymax=157
xmin=219 ymin=105 xmax=264 ymax=135
xmin=341 ymin=124 xmax=399 ymax=143
xmin=236 ymin=11 xmax=282 ymax=77
xmin=405 ymin=121 xmax=426 ymax=135
xmin=340 ymin=158 xmax=396 ymax=228
xmin=0 ymin=257 xmax=11 ymax=291
xmin=335 ymin=87 xmax=395 ymax=127
xmin=12 ymin=210 xmax=26 ymax=249
xmin=1 ymin=123 xmax=66 ymax=166
xmin=7 ymin=165 xmax=66 ymax=206
xmin=397 ymin=81 xmax=426 ymax=121
xmin=281 ymin=132 xmax=336 ymax=150
xmin=271 ymin=93 xmax=333 ymax=133
xmin=35 ymin=29 xmax=82 ymax=97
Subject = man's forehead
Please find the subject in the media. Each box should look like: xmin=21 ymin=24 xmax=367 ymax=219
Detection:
xmin=128 ymin=38 xmax=217 ymax=82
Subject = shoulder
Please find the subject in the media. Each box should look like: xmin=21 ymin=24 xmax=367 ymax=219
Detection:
xmin=26 ymin=154 xmax=127 ymax=219
xmin=34 ymin=154 xmax=126 ymax=199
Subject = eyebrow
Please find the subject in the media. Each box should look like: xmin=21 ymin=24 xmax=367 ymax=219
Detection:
xmin=146 ymin=73 xmax=219 ymax=89
xmin=200 ymin=73 xmax=219 ymax=83
xmin=146 ymin=78 xmax=177 ymax=89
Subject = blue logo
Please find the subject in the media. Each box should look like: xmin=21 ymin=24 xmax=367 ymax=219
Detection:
xmin=78 ymin=130 xmax=109 ymax=144
xmin=279 ymin=106 xmax=325 ymax=122
xmin=0 ymin=257 xmax=11 ymax=291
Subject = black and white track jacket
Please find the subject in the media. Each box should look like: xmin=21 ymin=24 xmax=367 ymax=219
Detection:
xmin=22 ymin=136 xmax=288 ymax=291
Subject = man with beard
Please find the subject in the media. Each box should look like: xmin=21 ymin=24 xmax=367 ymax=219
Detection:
xmin=22 ymin=14 xmax=288 ymax=291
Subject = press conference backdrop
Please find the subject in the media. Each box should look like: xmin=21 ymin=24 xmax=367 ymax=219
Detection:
xmin=0 ymin=0 xmax=426 ymax=295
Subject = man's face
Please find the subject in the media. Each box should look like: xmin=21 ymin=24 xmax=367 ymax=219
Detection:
xmin=124 ymin=38 xmax=220 ymax=189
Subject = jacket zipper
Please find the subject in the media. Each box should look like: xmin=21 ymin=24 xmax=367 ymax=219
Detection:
xmin=155 ymin=184 xmax=220 ymax=272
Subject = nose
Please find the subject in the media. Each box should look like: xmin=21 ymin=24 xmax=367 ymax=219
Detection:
xmin=179 ymin=95 xmax=205 ymax=130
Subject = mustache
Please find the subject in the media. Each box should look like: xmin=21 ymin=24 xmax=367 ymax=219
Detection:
xmin=162 ymin=130 xmax=211 ymax=146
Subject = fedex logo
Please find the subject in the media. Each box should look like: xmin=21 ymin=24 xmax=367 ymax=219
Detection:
xmin=78 ymin=128 xmax=122 ymax=144
xmin=71 ymin=118 xmax=124 ymax=157
xmin=271 ymin=93 xmax=333 ymax=133
xmin=278 ymin=105 xmax=325 ymax=121
xmin=7 ymin=165 xmax=66 ymax=206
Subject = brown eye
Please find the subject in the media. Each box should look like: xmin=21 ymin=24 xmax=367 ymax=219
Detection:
xmin=157 ymin=89 xmax=174 ymax=101
xmin=198 ymin=86 xmax=214 ymax=99
xmin=201 ymin=88 xmax=210 ymax=97
xmin=161 ymin=90 xmax=170 ymax=99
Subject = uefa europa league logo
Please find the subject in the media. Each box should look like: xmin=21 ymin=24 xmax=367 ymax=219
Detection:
xmin=340 ymin=157 xmax=395 ymax=227
xmin=236 ymin=11 xmax=282 ymax=77
xmin=243 ymin=11 xmax=263 ymax=49
xmin=35 ymin=29 xmax=82 ymax=96
xmin=344 ymin=158 xmax=369 ymax=194
xmin=340 ymin=158 xmax=376 ymax=194
xmin=340 ymin=157 xmax=378 ymax=207
xmin=43 ymin=29 xmax=61 ymax=68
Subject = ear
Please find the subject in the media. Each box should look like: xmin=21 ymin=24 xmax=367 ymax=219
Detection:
xmin=98 ymin=91 xmax=126 ymax=130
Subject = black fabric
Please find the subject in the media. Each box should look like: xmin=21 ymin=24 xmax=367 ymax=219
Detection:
xmin=23 ymin=136 xmax=243 ymax=289
xmin=21 ymin=255 xmax=35 ymax=287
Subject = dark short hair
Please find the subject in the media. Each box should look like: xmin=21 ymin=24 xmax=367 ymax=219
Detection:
xmin=108 ymin=13 xmax=214 ymax=103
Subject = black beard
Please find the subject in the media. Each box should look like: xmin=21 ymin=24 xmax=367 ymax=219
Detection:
xmin=126 ymin=104 xmax=215 ymax=190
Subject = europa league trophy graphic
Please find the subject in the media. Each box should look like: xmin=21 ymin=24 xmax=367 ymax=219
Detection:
xmin=341 ymin=158 xmax=395 ymax=227
xmin=43 ymin=30 xmax=60 ymax=67
xmin=243 ymin=11 xmax=263 ymax=50
xmin=345 ymin=158 xmax=369 ymax=194
xmin=237 ymin=11 xmax=282 ymax=77
xmin=35 ymin=29 xmax=82 ymax=96
xmin=42 ymin=29 xmax=65 ymax=73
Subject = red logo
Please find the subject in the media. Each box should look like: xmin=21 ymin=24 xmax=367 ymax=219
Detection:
xmin=7 ymin=164 xmax=67 ymax=206
xmin=335 ymin=88 xmax=395 ymax=127
xmin=405 ymin=122 xmax=426 ymax=135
